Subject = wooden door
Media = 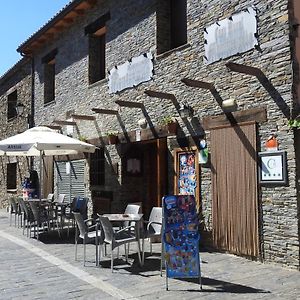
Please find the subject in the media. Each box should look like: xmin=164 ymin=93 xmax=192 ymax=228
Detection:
xmin=211 ymin=122 xmax=259 ymax=257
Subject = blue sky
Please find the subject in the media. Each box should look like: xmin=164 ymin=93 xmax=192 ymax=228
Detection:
xmin=0 ymin=0 xmax=71 ymax=77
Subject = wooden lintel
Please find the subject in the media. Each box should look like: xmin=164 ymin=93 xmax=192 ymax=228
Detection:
xmin=181 ymin=78 xmax=215 ymax=91
xmin=202 ymin=107 xmax=267 ymax=130
xmin=71 ymin=114 xmax=95 ymax=120
xmin=92 ymin=108 xmax=118 ymax=115
xmin=53 ymin=120 xmax=77 ymax=126
xmin=226 ymin=62 xmax=264 ymax=78
xmin=115 ymin=100 xmax=143 ymax=108
xmin=144 ymin=90 xmax=175 ymax=100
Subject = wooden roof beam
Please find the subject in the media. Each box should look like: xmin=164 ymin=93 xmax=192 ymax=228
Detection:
xmin=226 ymin=62 xmax=264 ymax=78
xmin=53 ymin=120 xmax=77 ymax=126
xmin=43 ymin=125 xmax=62 ymax=130
xmin=74 ymin=9 xmax=85 ymax=16
xmin=144 ymin=90 xmax=175 ymax=101
xmin=115 ymin=100 xmax=144 ymax=108
xmin=181 ymin=78 xmax=215 ymax=91
xmin=92 ymin=108 xmax=119 ymax=115
xmin=71 ymin=114 xmax=95 ymax=120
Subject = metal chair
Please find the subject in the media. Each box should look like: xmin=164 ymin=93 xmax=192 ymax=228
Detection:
xmin=98 ymin=216 xmax=141 ymax=272
xmin=73 ymin=212 xmax=102 ymax=266
xmin=16 ymin=197 xmax=34 ymax=236
xmin=8 ymin=197 xmax=21 ymax=227
xmin=141 ymin=207 xmax=163 ymax=273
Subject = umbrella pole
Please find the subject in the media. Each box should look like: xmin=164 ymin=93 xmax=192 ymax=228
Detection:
xmin=39 ymin=151 xmax=43 ymax=201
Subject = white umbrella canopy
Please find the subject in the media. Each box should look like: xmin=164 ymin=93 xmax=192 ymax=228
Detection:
xmin=0 ymin=126 xmax=96 ymax=201
xmin=0 ymin=126 xmax=96 ymax=156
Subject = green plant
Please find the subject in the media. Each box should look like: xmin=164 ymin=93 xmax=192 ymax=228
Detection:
xmin=160 ymin=116 xmax=176 ymax=125
xmin=288 ymin=119 xmax=300 ymax=129
xmin=105 ymin=130 xmax=118 ymax=136
xmin=78 ymin=135 xmax=87 ymax=142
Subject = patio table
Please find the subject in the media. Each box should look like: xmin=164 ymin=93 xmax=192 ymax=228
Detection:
xmin=102 ymin=213 xmax=144 ymax=266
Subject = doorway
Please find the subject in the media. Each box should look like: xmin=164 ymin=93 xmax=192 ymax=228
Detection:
xmin=211 ymin=122 xmax=259 ymax=257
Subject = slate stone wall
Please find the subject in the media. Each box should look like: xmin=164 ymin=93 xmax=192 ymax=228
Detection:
xmin=0 ymin=59 xmax=32 ymax=208
xmin=29 ymin=0 xmax=298 ymax=268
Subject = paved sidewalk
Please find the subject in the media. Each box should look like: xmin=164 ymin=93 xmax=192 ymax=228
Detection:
xmin=0 ymin=209 xmax=299 ymax=300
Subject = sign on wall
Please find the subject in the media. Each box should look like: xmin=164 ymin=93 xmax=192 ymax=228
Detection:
xmin=108 ymin=52 xmax=153 ymax=93
xmin=204 ymin=7 xmax=258 ymax=64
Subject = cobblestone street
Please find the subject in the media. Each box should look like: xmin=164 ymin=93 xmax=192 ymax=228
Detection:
xmin=0 ymin=210 xmax=299 ymax=300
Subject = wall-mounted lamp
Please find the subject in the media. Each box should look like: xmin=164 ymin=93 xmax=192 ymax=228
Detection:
xmin=221 ymin=98 xmax=237 ymax=112
xmin=179 ymin=101 xmax=194 ymax=118
xmin=15 ymin=102 xmax=25 ymax=116
xmin=138 ymin=118 xmax=148 ymax=129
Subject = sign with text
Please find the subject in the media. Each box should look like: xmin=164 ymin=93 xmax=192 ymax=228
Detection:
xmin=108 ymin=52 xmax=153 ymax=93
xmin=204 ymin=7 xmax=258 ymax=64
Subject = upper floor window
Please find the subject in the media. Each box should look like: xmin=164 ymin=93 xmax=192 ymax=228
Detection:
xmin=90 ymin=148 xmax=105 ymax=186
xmin=42 ymin=49 xmax=57 ymax=105
xmin=7 ymin=90 xmax=17 ymax=121
xmin=157 ymin=0 xmax=187 ymax=55
xmin=85 ymin=12 xmax=110 ymax=84
xmin=7 ymin=163 xmax=17 ymax=190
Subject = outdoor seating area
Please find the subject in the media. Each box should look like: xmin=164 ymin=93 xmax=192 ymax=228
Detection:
xmin=7 ymin=197 xmax=163 ymax=273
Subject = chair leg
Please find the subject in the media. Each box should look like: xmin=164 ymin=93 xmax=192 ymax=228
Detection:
xmin=111 ymin=245 xmax=114 ymax=272
xmin=150 ymin=238 xmax=153 ymax=255
xmin=75 ymin=226 xmax=78 ymax=261
xmin=83 ymin=239 xmax=86 ymax=266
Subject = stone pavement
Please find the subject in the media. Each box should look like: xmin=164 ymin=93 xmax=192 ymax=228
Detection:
xmin=0 ymin=209 xmax=299 ymax=300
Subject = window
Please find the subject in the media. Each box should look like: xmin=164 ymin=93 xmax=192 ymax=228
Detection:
xmin=85 ymin=12 xmax=110 ymax=84
xmin=7 ymin=90 xmax=17 ymax=121
xmin=42 ymin=49 xmax=57 ymax=104
xmin=90 ymin=148 xmax=105 ymax=186
xmin=7 ymin=163 xmax=17 ymax=190
xmin=157 ymin=0 xmax=187 ymax=55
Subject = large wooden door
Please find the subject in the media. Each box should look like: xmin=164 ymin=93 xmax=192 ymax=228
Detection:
xmin=211 ymin=122 xmax=259 ymax=257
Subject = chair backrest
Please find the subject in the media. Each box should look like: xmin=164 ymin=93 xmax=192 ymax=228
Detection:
xmin=56 ymin=194 xmax=66 ymax=204
xmin=124 ymin=204 xmax=142 ymax=227
xmin=28 ymin=201 xmax=40 ymax=222
xmin=98 ymin=216 xmax=114 ymax=244
xmin=124 ymin=204 xmax=142 ymax=214
xmin=73 ymin=212 xmax=88 ymax=237
xmin=148 ymin=207 xmax=162 ymax=235
xmin=9 ymin=197 xmax=18 ymax=213
xmin=47 ymin=193 xmax=54 ymax=201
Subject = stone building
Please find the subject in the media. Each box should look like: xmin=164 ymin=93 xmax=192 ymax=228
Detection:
xmin=1 ymin=0 xmax=299 ymax=269
xmin=0 ymin=58 xmax=32 ymax=207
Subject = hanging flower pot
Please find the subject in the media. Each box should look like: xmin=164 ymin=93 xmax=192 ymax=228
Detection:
xmin=160 ymin=116 xmax=178 ymax=135
xmin=106 ymin=131 xmax=118 ymax=145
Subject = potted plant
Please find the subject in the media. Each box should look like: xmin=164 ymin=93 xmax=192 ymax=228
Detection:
xmin=161 ymin=116 xmax=178 ymax=135
xmin=106 ymin=131 xmax=118 ymax=144
xmin=78 ymin=135 xmax=88 ymax=142
xmin=288 ymin=118 xmax=300 ymax=130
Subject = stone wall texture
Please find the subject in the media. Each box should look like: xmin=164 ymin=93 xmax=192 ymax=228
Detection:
xmin=2 ymin=0 xmax=298 ymax=268
xmin=0 ymin=59 xmax=32 ymax=207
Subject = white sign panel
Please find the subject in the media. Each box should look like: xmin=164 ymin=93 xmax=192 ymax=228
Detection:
xmin=204 ymin=7 xmax=258 ymax=64
xmin=108 ymin=52 xmax=153 ymax=93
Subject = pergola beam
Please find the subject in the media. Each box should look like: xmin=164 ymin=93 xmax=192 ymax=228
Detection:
xmin=53 ymin=120 xmax=77 ymax=126
xmin=225 ymin=62 xmax=264 ymax=78
xmin=144 ymin=90 xmax=175 ymax=100
xmin=92 ymin=108 xmax=119 ymax=115
xmin=44 ymin=125 xmax=62 ymax=130
xmin=115 ymin=100 xmax=144 ymax=108
xmin=181 ymin=78 xmax=215 ymax=91
xmin=71 ymin=114 xmax=95 ymax=120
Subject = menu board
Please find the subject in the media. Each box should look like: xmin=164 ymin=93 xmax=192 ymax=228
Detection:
xmin=163 ymin=195 xmax=200 ymax=279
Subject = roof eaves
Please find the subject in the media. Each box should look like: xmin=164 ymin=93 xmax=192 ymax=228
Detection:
xmin=17 ymin=0 xmax=86 ymax=54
